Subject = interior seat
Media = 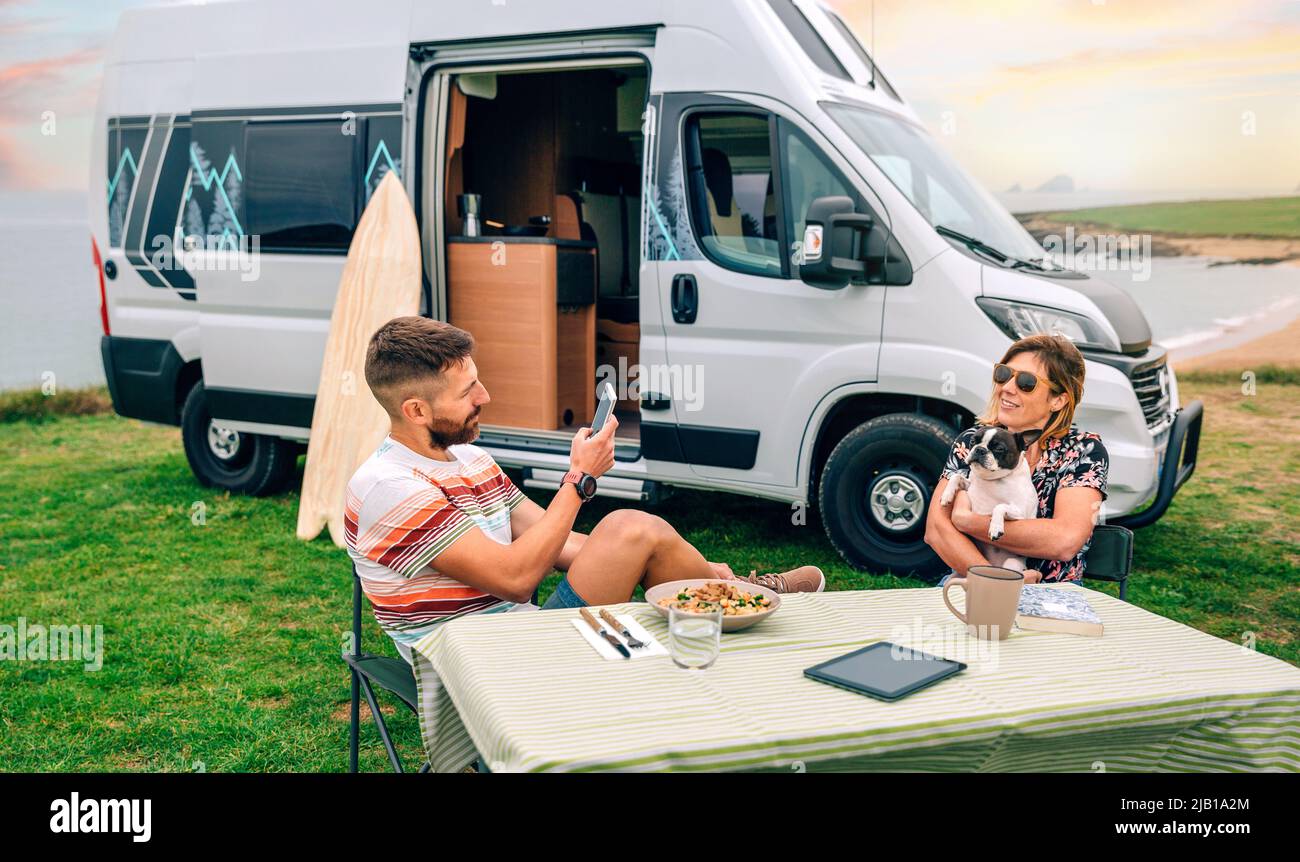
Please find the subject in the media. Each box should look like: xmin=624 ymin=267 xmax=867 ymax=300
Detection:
xmin=569 ymin=190 xmax=640 ymax=324
xmin=702 ymin=147 xmax=745 ymax=252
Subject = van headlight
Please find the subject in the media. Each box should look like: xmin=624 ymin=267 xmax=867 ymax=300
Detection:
xmin=975 ymin=297 xmax=1121 ymax=352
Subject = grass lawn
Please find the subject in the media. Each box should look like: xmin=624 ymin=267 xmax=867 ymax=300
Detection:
xmin=1046 ymin=196 xmax=1300 ymax=238
xmin=1 ymin=376 xmax=1296 ymax=771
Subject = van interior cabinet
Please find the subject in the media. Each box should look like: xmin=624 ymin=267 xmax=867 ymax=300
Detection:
xmin=447 ymin=237 xmax=596 ymax=430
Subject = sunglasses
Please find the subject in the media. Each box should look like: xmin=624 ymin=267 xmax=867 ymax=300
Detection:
xmin=993 ymin=363 xmax=1055 ymax=394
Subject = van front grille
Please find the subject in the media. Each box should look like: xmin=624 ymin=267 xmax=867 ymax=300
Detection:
xmin=1131 ymin=358 xmax=1172 ymax=429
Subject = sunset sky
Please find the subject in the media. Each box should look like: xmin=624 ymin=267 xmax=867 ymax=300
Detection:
xmin=1 ymin=0 xmax=1297 ymax=194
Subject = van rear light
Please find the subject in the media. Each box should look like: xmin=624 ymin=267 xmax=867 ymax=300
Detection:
xmin=91 ymin=234 xmax=110 ymax=335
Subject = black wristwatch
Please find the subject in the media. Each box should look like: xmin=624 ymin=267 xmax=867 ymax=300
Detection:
xmin=562 ymin=469 xmax=597 ymax=502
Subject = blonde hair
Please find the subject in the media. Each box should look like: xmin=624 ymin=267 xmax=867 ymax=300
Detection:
xmin=977 ymin=334 xmax=1085 ymax=440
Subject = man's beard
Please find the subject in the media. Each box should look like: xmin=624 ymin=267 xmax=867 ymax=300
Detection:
xmin=425 ymin=409 xmax=480 ymax=449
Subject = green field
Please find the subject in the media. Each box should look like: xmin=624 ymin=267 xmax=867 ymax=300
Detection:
xmin=1 ymin=375 xmax=1297 ymax=771
xmin=1047 ymin=196 xmax=1300 ymax=238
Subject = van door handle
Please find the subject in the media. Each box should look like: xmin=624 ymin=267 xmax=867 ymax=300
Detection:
xmin=640 ymin=392 xmax=671 ymax=411
xmin=670 ymin=274 xmax=698 ymax=324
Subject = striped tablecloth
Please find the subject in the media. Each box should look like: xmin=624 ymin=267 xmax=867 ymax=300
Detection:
xmin=409 ymin=585 xmax=1300 ymax=772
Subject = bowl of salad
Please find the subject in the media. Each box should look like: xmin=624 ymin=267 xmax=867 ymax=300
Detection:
xmin=645 ymin=578 xmax=781 ymax=632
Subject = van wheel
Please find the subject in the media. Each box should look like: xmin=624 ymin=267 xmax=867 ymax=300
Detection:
xmin=818 ymin=413 xmax=953 ymax=580
xmin=181 ymin=383 xmax=297 ymax=496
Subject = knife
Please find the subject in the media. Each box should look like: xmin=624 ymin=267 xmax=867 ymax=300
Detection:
xmin=580 ymin=607 xmax=631 ymax=658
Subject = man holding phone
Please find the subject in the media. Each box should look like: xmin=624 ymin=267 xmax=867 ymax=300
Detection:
xmin=344 ymin=316 xmax=824 ymax=662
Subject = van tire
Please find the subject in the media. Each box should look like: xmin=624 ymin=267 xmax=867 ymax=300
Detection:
xmin=181 ymin=382 xmax=297 ymax=496
xmin=818 ymin=412 xmax=953 ymax=580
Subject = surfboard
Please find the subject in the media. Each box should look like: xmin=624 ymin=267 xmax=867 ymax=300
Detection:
xmin=296 ymin=172 xmax=422 ymax=545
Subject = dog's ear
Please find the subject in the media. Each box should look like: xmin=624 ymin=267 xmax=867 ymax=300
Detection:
xmin=1016 ymin=427 xmax=1045 ymax=450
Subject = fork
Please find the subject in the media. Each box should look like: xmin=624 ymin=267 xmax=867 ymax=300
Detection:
xmin=599 ymin=609 xmax=647 ymax=649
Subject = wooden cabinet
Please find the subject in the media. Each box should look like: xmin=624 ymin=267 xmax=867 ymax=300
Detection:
xmin=447 ymin=237 xmax=596 ymax=430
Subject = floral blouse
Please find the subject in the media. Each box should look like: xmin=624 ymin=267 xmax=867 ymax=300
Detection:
xmin=941 ymin=425 xmax=1109 ymax=582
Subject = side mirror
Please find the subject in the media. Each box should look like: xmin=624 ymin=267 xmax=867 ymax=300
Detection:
xmin=799 ymin=195 xmax=874 ymax=290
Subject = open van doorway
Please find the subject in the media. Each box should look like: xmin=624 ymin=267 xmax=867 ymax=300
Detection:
xmin=428 ymin=61 xmax=649 ymax=455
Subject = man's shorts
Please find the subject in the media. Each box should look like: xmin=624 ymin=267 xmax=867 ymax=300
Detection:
xmin=540 ymin=574 xmax=589 ymax=610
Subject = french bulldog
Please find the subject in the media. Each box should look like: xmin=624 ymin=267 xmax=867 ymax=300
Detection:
xmin=939 ymin=426 xmax=1043 ymax=572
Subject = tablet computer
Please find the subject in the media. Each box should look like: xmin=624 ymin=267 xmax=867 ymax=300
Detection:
xmin=804 ymin=641 xmax=965 ymax=702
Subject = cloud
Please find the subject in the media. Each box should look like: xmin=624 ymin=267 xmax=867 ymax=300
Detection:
xmin=0 ymin=132 xmax=40 ymax=190
xmin=0 ymin=18 xmax=47 ymax=37
xmin=0 ymin=41 xmax=103 ymax=190
xmin=0 ymin=46 xmax=102 ymax=122
xmin=965 ymin=25 xmax=1300 ymax=105
xmin=826 ymin=0 xmax=1300 ymax=192
xmin=0 ymin=0 xmax=49 ymax=36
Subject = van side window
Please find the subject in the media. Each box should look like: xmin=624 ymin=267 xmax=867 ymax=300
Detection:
xmin=765 ymin=0 xmax=851 ymax=81
xmin=244 ymin=121 xmax=358 ymax=252
xmin=106 ymin=119 xmax=148 ymax=248
xmin=780 ymin=123 xmax=859 ymax=268
xmin=364 ymin=115 xmax=402 ymax=204
xmin=684 ymin=113 xmax=783 ymax=278
xmin=822 ymin=9 xmax=901 ymax=100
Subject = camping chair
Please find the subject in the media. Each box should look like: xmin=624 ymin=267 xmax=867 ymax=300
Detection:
xmin=345 ymin=563 xmax=542 ymax=773
xmin=1082 ymin=524 xmax=1134 ymax=601
xmin=345 ymin=564 xmax=429 ymax=773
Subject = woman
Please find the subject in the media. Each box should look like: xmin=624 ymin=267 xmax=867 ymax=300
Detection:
xmin=925 ymin=333 xmax=1109 ymax=585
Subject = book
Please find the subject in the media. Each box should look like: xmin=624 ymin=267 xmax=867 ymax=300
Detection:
xmin=1016 ymin=585 xmax=1104 ymax=637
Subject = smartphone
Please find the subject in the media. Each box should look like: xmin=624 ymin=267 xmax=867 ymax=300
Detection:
xmin=590 ymin=381 xmax=617 ymax=435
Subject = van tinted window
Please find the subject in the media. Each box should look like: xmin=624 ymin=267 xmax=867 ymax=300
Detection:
xmin=364 ymin=115 xmax=402 ymax=204
xmin=823 ymin=9 xmax=901 ymax=100
xmin=766 ymin=0 xmax=850 ymax=81
xmin=685 ymin=113 xmax=783 ymax=278
xmin=781 ymin=122 xmax=859 ymax=267
xmin=106 ymin=119 xmax=148 ymax=248
xmin=244 ymin=121 xmax=357 ymax=252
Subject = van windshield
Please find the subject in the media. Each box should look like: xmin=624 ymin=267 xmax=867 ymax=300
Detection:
xmin=824 ymin=102 xmax=1048 ymax=265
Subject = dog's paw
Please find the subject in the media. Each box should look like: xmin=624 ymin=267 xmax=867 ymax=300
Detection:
xmin=940 ymin=476 xmax=965 ymax=507
xmin=988 ymin=526 xmax=1004 ymax=541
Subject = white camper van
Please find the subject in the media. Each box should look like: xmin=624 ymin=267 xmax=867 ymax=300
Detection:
xmin=91 ymin=0 xmax=1201 ymax=577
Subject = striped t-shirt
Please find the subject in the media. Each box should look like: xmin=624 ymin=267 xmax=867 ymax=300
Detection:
xmin=344 ymin=436 xmax=527 ymax=658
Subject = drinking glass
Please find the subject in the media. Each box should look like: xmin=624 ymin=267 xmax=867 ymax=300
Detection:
xmin=668 ymin=605 xmax=722 ymax=671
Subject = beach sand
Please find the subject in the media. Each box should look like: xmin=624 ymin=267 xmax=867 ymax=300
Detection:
xmin=1173 ymin=313 xmax=1300 ymax=372
xmin=1160 ymin=234 xmax=1300 ymax=263
xmin=1167 ymin=259 xmax=1300 ymax=372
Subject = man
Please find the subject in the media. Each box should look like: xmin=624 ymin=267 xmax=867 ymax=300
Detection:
xmin=345 ymin=316 xmax=823 ymax=662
